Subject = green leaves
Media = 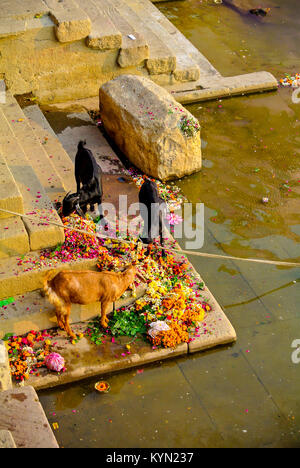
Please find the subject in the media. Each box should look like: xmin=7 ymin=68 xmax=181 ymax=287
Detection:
xmin=179 ymin=115 xmax=200 ymax=138
xmin=2 ymin=332 xmax=14 ymax=341
xmin=0 ymin=297 xmax=15 ymax=308
xmin=87 ymin=319 xmax=105 ymax=346
xmin=109 ymin=308 xmax=147 ymax=338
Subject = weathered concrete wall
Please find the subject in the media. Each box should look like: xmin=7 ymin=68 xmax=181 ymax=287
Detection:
xmin=0 ymin=340 xmax=12 ymax=392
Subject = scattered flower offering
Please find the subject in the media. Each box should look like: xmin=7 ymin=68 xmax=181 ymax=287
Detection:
xmin=4 ymin=330 xmax=65 ymax=381
xmin=179 ymin=115 xmax=200 ymax=137
xmin=45 ymin=352 xmax=65 ymax=372
xmin=279 ymin=73 xmax=300 ymax=88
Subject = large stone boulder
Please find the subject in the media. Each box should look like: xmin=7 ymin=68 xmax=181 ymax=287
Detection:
xmin=99 ymin=75 xmax=201 ymax=181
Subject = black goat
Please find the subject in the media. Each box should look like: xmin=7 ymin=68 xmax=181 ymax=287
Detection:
xmin=61 ymin=141 xmax=103 ymax=217
xmin=139 ymin=178 xmax=165 ymax=255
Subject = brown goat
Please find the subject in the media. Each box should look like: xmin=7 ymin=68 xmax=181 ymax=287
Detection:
xmin=43 ymin=266 xmax=141 ymax=339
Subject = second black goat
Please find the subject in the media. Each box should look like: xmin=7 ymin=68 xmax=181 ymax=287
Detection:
xmin=62 ymin=140 xmax=103 ymax=217
xmin=139 ymin=178 xmax=165 ymax=254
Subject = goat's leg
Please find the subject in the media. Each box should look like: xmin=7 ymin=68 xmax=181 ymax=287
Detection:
xmin=56 ymin=314 xmax=65 ymax=332
xmin=159 ymin=211 xmax=166 ymax=257
xmin=75 ymin=175 xmax=81 ymax=195
xmin=100 ymin=300 xmax=111 ymax=328
xmin=63 ymin=304 xmax=77 ymax=340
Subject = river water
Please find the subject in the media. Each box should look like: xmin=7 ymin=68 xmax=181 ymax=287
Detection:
xmin=39 ymin=0 xmax=300 ymax=448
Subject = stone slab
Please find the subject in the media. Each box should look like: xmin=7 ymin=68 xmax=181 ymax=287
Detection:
xmin=0 ymin=430 xmax=16 ymax=448
xmin=0 ymin=285 xmax=146 ymax=339
xmin=92 ymin=0 xmax=149 ymax=68
xmin=76 ymin=0 xmax=122 ymax=50
xmin=0 ymin=16 xmax=54 ymax=39
xmin=0 ymin=154 xmax=24 ymax=219
xmin=86 ymin=17 xmax=122 ymax=50
xmin=0 ymin=217 xmax=30 ymax=259
xmin=46 ymin=0 xmax=92 ymax=43
xmin=23 ymin=322 xmax=189 ymax=390
xmin=168 ymin=71 xmax=278 ymax=104
xmin=20 ymin=287 xmax=236 ymax=391
xmin=0 ymin=340 xmax=12 ymax=392
xmin=0 ymin=386 xmax=59 ymax=448
xmin=0 ymin=0 xmax=48 ymax=20
xmin=112 ymin=0 xmax=176 ymax=75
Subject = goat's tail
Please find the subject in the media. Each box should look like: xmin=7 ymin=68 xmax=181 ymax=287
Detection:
xmin=78 ymin=140 xmax=87 ymax=150
xmin=43 ymin=270 xmax=67 ymax=316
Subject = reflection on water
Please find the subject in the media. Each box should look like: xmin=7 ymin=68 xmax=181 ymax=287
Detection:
xmin=39 ymin=0 xmax=300 ymax=448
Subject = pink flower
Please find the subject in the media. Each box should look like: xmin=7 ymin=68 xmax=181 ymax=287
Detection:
xmin=166 ymin=213 xmax=183 ymax=225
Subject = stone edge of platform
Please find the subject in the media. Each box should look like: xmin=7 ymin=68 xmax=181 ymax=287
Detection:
xmin=169 ymin=71 xmax=278 ymax=104
xmin=0 ymin=340 xmax=12 ymax=392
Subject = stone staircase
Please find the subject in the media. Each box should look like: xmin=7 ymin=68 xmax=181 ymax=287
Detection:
xmin=0 ymin=0 xmax=205 ymax=103
xmin=0 ymin=90 xmax=68 ymax=260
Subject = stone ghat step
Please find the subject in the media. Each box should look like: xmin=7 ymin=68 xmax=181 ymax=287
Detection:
xmin=77 ymin=0 xmax=122 ymax=50
xmin=142 ymin=0 xmax=220 ymax=80
xmin=95 ymin=0 xmax=176 ymax=75
xmin=167 ymin=71 xmax=279 ymax=104
xmin=0 ymin=285 xmax=146 ymax=339
xmin=0 ymin=0 xmax=48 ymax=21
xmin=0 ymin=154 xmax=23 ymax=219
xmin=1 ymin=93 xmax=66 ymax=202
xmin=125 ymin=0 xmax=200 ymax=82
xmin=0 ymin=15 xmax=54 ymax=39
xmin=88 ymin=0 xmax=149 ymax=68
xmin=0 ymin=255 xmax=99 ymax=301
xmin=47 ymin=0 xmax=92 ymax=43
xmin=0 ymin=386 xmax=58 ymax=448
xmin=0 ymin=217 xmax=30 ymax=260
xmin=0 ymin=131 xmax=64 ymax=253
xmin=23 ymin=105 xmax=75 ymax=194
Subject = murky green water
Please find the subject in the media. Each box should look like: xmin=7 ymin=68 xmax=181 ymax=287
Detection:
xmin=39 ymin=0 xmax=300 ymax=448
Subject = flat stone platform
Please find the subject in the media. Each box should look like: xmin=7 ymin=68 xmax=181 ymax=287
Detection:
xmin=22 ymin=282 xmax=236 ymax=391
